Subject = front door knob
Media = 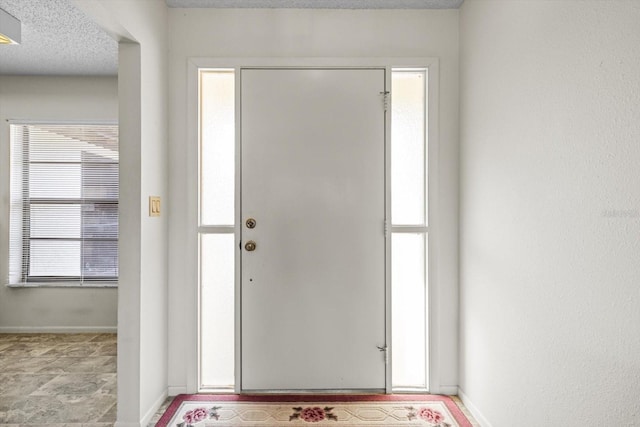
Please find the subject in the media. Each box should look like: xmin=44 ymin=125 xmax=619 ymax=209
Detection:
xmin=245 ymin=240 xmax=257 ymax=251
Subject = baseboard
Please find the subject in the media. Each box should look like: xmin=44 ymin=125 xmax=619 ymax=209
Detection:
xmin=113 ymin=390 xmax=168 ymax=427
xmin=438 ymin=385 xmax=459 ymax=395
xmin=458 ymin=387 xmax=493 ymax=427
xmin=0 ymin=326 xmax=117 ymax=333
xmin=168 ymin=386 xmax=188 ymax=396
xmin=141 ymin=389 xmax=169 ymax=427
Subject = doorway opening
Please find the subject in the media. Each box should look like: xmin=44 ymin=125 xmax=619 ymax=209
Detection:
xmin=198 ymin=66 xmax=429 ymax=392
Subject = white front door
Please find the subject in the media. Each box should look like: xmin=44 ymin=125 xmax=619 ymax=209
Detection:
xmin=240 ymin=68 xmax=387 ymax=391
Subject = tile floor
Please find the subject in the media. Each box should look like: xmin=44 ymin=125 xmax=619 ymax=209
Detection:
xmin=0 ymin=334 xmax=479 ymax=427
xmin=0 ymin=333 xmax=116 ymax=426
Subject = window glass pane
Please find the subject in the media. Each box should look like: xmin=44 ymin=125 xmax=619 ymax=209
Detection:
xmin=200 ymin=233 xmax=235 ymax=388
xmin=28 ymin=126 xmax=118 ymax=163
xmin=30 ymin=205 xmax=81 ymax=238
xmin=81 ymin=158 xmax=118 ymax=200
xmin=29 ymin=131 xmax=82 ymax=162
xmin=29 ymin=164 xmax=81 ymax=199
xmin=82 ymin=204 xmax=118 ymax=239
xmin=30 ymin=240 xmax=81 ymax=277
xmin=200 ymin=70 xmax=235 ymax=226
xmin=392 ymin=70 xmax=426 ymax=226
xmin=392 ymin=232 xmax=427 ymax=389
xmin=82 ymin=240 xmax=118 ymax=278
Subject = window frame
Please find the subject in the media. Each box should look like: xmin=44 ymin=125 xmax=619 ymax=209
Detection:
xmin=8 ymin=121 xmax=119 ymax=288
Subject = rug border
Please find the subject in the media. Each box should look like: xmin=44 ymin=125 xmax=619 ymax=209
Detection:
xmin=156 ymin=394 xmax=473 ymax=427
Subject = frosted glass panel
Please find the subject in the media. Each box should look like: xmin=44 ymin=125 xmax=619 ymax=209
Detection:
xmin=391 ymin=71 xmax=426 ymax=226
xmin=200 ymin=71 xmax=235 ymax=226
xmin=200 ymin=234 xmax=235 ymax=388
xmin=392 ymin=233 xmax=427 ymax=388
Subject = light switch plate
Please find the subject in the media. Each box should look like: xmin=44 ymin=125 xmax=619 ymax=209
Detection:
xmin=149 ymin=196 xmax=161 ymax=217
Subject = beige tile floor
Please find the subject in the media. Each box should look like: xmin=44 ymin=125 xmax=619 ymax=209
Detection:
xmin=0 ymin=333 xmax=116 ymax=426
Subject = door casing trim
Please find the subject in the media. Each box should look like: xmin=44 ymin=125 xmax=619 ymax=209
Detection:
xmin=187 ymin=57 xmax=441 ymax=395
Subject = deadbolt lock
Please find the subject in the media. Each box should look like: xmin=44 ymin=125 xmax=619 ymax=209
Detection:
xmin=244 ymin=240 xmax=257 ymax=251
xmin=246 ymin=218 xmax=256 ymax=229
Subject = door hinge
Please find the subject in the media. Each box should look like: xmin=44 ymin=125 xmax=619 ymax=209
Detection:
xmin=380 ymin=91 xmax=390 ymax=112
xmin=384 ymin=219 xmax=389 ymax=237
xmin=377 ymin=345 xmax=389 ymax=364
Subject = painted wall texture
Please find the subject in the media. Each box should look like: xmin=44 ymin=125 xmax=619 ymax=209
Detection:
xmin=166 ymin=8 xmax=460 ymax=395
xmin=0 ymin=75 xmax=118 ymax=332
xmin=74 ymin=0 xmax=170 ymax=425
xmin=459 ymin=1 xmax=640 ymax=425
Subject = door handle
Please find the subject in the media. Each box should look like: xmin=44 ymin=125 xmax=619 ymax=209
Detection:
xmin=244 ymin=240 xmax=257 ymax=251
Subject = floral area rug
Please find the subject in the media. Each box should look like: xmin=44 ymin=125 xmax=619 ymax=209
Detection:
xmin=156 ymin=394 xmax=473 ymax=427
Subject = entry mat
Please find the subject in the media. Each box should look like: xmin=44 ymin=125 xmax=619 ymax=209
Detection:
xmin=156 ymin=394 xmax=474 ymax=427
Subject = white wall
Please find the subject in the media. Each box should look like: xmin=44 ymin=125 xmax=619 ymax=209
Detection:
xmin=0 ymin=75 xmax=118 ymax=332
xmin=167 ymin=8 xmax=460 ymax=394
xmin=74 ymin=1 xmax=169 ymax=425
xmin=459 ymin=1 xmax=640 ymax=425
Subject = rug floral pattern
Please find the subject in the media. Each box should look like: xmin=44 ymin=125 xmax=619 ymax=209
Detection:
xmin=290 ymin=406 xmax=338 ymax=422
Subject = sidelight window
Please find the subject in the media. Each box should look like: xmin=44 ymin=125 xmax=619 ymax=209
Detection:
xmin=391 ymin=69 xmax=429 ymax=390
xmin=198 ymin=69 xmax=236 ymax=390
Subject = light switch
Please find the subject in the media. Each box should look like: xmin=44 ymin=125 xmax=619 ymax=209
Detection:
xmin=149 ymin=196 xmax=161 ymax=217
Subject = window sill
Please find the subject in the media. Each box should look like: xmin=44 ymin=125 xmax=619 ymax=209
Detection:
xmin=6 ymin=282 xmax=118 ymax=289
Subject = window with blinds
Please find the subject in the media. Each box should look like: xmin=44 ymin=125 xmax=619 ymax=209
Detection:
xmin=9 ymin=123 xmax=119 ymax=286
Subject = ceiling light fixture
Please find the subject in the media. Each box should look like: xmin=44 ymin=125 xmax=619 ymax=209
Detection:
xmin=0 ymin=8 xmax=21 ymax=45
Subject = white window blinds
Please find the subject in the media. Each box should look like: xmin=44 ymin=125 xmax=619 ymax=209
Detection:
xmin=9 ymin=123 xmax=119 ymax=286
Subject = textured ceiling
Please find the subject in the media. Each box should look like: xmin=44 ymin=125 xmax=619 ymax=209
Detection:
xmin=0 ymin=0 xmax=463 ymax=76
xmin=0 ymin=0 xmax=117 ymax=76
xmin=167 ymin=0 xmax=464 ymax=8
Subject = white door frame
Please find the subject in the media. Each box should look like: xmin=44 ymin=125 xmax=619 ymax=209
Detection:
xmin=187 ymin=57 xmax=441 ymax=395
